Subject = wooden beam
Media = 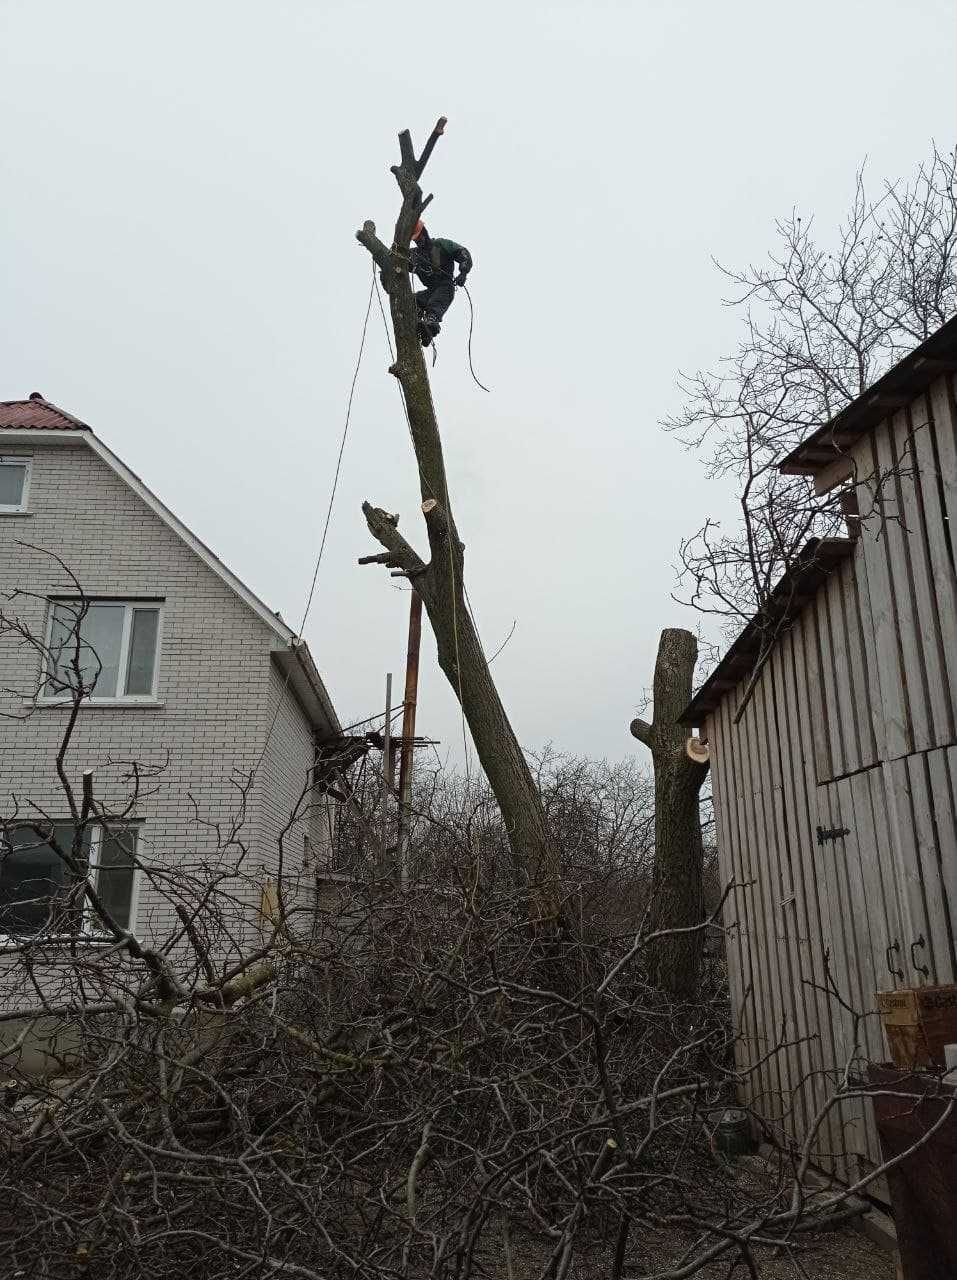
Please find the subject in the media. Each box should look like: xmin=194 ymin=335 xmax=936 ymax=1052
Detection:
xmin=913 ymin=355 xmax=957 ymax=373
xmin=813 ymin=454 xmax=854 ymax=494
xmin=866 ymin=392 xmax=911 ymax=410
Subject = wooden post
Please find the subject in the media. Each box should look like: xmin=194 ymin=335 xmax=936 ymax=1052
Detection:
xmin=397 ymin=591 xmax=423 ymax=888
xmin=380 ymin=672 xmax=392 ymax=875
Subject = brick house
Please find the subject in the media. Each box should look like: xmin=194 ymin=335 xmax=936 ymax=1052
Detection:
xmin=0 ymin=393 xmax=342 ymax=958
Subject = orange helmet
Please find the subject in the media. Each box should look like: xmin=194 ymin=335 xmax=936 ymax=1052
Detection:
xmin=412 ymin=220 xmax=426 ymax=242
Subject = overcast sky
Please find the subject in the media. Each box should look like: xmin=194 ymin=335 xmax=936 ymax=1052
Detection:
xmin=3 ymin=1 xmax=956 ymax=766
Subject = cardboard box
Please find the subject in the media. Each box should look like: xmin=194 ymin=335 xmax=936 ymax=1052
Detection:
xmin=877 ymin=985 xmax=957 ymax=1069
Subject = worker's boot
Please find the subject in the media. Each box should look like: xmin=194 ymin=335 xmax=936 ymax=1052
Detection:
xmin=418 ymin=312 xmax=441 ymax=347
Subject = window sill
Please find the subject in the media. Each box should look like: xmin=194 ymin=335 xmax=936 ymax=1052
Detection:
xmin=0 ymin=935 xmax=125 ymax=952
xmin=31 ymin=698 xmax=165 ymax=710
xmin=0 ymin=511 xmax=34 ymax=518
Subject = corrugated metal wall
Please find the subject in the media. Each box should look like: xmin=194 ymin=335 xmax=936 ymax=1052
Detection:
xmin=707 ymin=373 xmax=957 ymax=1183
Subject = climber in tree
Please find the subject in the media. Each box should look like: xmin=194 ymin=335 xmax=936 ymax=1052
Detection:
xmin=409 ymin=220 xmax=472 ymax=347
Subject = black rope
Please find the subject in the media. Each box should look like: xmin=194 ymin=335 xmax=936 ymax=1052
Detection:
xmin=252 ymin=263 xmax=376 ymax=777
xmin=462 ymin=283 xmax=491 ymax=393
xmin=408 ymin=250 xmax=489 ymax=391
xmin=298 ymin=263 xmax=376 ymax=634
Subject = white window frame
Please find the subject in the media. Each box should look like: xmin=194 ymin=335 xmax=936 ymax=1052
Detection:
xmin=0 ymin=455 xmax=32 ymax=513
xmin=85 ymin=824 xmax=142 ymax=937
xmin=40 ymin=599 xmax=164 ymax=704
xmin=0 ymin=821 xmax=140 ymax=943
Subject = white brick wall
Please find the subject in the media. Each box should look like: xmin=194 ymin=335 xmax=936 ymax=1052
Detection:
xmin=255 ymin=661 xmax=336 ymax=933
xmin=0 ymin=440 xmax=331 ymax=963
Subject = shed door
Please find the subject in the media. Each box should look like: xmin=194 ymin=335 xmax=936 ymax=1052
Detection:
xmin=816 ymin=771 xmax=908 ymax=1062
xmin=816 ymin=771 xmax=910 ymax=1181
xmin=879 ymin=749 xmax=957 ymax=989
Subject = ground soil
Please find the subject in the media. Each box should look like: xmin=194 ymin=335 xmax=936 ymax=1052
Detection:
xmin=621 ymin=1221 xmax=896 ymax=1278
xmin=476 ymin=1217 xmax=896 ymax=1278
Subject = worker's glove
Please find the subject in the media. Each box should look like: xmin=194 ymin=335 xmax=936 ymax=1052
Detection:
xmin=455 ymin=273 xmax=469 ymax=288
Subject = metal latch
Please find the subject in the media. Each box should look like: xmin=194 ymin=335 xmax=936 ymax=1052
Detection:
xmin=816 ymin=824 xmax=850 ymax=846
xmin=910 ymin=934 xmax=930 ymax=979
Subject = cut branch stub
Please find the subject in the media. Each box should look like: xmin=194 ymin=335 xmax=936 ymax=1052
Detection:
xmin=415 ymin=117 xmax=447 ymax=178
xmin=630 ymin=717 xmax=652 ymax=747
xmin=397 ymin=130 xmax=417 ymax=172
xmin=356 ymin=222 xmax=392 ymax=274
xmin=361 ymin=502 xmax=426 ymax=580
xmin=421 ymin=499 xmax=446 ymax=540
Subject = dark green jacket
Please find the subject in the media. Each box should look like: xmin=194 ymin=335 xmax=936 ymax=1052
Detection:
xmin=411 ymin=235 xmax=472 ymax=286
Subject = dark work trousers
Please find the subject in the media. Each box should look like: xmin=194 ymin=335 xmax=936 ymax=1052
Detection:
xmin=415 ymin=281 xmax=455 ymax=325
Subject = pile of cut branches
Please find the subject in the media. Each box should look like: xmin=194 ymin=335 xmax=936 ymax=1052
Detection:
xmin=0 ymin=839 xmax=905 ymax=1280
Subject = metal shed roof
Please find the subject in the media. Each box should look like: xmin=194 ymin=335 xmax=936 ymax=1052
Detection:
xmin=779 ymin=313 xmax=957 ymax=477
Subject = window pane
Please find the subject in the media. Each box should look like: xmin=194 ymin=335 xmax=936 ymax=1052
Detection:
xmin=48 ymin=604 xmax=81 ymax=695
xmin=0 ymin=823 xmax=90 ymax=935
xmin=50 ymin=602 xmax=124 ymax=698
xmin=0 ymin=463 xmax=26 ymax=507
xmin=94 ymin=828 xmax=136 ymax=930
xmin=124 ymin=608 xmax=159 ymax=696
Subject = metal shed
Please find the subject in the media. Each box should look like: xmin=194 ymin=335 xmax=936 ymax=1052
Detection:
xmin=682 ymin=316 xmax=957 ymax=1184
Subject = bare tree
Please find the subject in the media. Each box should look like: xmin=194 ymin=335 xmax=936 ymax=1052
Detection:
xmin=354 ymin=118 xmax=558 ymax=912
xmin=667 ymin=143 xmax=957 ymax=634
xmin=630 ymin=628 xmax=710 ymax=997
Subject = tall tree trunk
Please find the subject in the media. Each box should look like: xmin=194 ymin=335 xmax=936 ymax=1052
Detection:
xmin=356 ymin=120 xmax=557 ymax=912
xmin=630 ymin=628 xmax=710 ymax=996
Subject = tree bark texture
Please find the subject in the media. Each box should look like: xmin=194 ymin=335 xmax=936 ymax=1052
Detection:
xmin=630 ymin=628 xmax=710 ymax=997
xmin=356 ymin=120 xmax=558 ymax=911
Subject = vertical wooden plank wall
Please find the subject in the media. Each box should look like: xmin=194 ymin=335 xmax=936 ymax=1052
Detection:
xmin=709 ymin=620 xmax=862 ymax=1176
xmin=709 ymin=372 xmax=957 ymax=1182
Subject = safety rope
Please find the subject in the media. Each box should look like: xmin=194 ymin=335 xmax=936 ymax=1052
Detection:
xmin=299 ymin=263 xmax=377 ymax=635
xmin=417 ymin=268 xmax=494 ymax=673
xmin=462 ymin=284 xmax=491 ymax=393
xmin=252 ymin=264 xmax=377 ymax=777
xmin=254 ymin=250 xmax=482 ymax=788
xmin=407 ymin=244 xmax=490 ymax=393
xmin=441 ymin=464 xmax=472 ymax=783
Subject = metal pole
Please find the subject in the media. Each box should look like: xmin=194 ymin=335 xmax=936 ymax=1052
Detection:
xmin=380 ymin=671 xmax=392 ymax=876
xmin=397 ymin=591 xmax=423 ymax=889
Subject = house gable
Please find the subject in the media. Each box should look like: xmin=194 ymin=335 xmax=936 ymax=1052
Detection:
xmin=0 ymin=397 xmax=338 ymax=737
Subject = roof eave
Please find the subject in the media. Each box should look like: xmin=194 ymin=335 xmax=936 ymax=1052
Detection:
xmin=679 ymin=537 xmax=857 ymax=727
xmin=779 ymin=313 xmax=957 ymax=476
xmin=272 ymin=642 xmax=341 ymax=741
xmin=0 ymin=428 xmax=88 ymax=445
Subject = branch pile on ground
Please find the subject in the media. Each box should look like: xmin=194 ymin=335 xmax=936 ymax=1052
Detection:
xmin=1 ymin=840 xmax=895 ymax=1280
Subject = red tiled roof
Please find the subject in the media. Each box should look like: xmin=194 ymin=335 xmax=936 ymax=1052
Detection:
xmin=0 ymin=394 xmax=90 ymax=431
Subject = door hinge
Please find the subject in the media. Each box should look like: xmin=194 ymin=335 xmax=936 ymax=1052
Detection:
xmin=816 ymin=824 xmax=851 ymax=846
